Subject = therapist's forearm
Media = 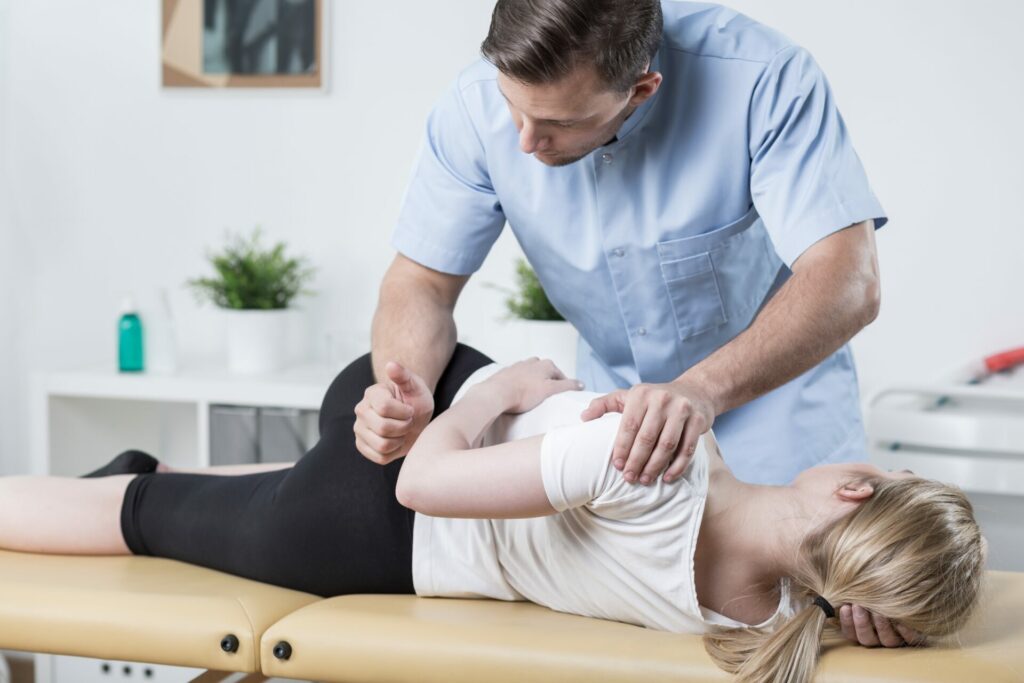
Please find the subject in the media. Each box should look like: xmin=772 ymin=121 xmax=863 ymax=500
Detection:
xmin=370 ymin=280 xmax=458 ymax=393
xmin=678 ymin=225 xmax=880 ymax=415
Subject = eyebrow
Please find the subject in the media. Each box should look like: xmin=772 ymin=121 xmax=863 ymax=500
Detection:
xmin=495 ymin=82 xmax=583 ymax=126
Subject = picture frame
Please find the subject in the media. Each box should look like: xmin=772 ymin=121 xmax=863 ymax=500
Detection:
xmin=162 ymin=0 xmax=325 ymax=89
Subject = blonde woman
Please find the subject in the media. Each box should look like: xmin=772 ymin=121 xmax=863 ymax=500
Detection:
xmin=0 ymin=345 xmax=985 ymax=683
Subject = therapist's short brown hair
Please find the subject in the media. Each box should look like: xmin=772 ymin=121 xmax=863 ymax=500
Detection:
xmin=481 ymin=0 xmax=663 ymax=92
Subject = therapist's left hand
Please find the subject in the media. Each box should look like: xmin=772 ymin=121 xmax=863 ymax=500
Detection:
xmin=581 ymin=378 xmax=716 ymax=484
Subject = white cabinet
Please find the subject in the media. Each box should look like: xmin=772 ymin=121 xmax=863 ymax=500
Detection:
xmin=30 ymin=362 xmax=337 ymax=476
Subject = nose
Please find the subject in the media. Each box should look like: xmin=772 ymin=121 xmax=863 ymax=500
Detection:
xmin=518 ymin=119 xmax=547 ymax=154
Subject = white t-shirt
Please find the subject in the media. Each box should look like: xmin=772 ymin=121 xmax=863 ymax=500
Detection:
xmin=411 ymin=364 xmax=798 ymax=633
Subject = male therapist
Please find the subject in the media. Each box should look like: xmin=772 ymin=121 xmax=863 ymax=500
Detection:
xmin=355 ymin=1 xmax=913 ymax=646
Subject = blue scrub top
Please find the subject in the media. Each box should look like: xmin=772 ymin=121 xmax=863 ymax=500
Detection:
xmin=391 ymin=2 xmax=887 ymax=485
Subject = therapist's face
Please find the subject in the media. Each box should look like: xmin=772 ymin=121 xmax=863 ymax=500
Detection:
xmin=497 ymin=64 xmax=662 ymax=167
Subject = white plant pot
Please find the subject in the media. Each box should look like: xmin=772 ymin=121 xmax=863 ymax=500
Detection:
xmin=505 ymin=319 xmax=579 ymax=377
xmin=224 ymin=308 xmax=291 ymax=374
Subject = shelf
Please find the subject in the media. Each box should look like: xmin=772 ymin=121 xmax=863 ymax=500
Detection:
xmin=36 ymin=361 xmax=339 ymax=411
xmin=30 ymin=361 xmax=341 ymax=477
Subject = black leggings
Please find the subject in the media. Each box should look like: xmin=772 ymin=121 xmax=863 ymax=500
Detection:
xmin=119 ymin=344 xmax=493 ymax=597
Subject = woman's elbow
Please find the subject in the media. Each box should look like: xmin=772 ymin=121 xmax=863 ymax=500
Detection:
xmin=395 ymin=468 xmax=420 ymax=511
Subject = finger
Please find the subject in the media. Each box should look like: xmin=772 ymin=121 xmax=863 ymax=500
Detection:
xmin=355 ymin=434 xmax=398 ymax=466
xmin=661 ymin=450 xmax=694 ymax=483
xmin=677 ymin=411 xmax=708 ymax=465
xmin=357 ymin=404 xmax=412 ymax=439
xmin=622 ymin=406 xmax=663 ymax=484
xmin=894 ymin=622 xmax=925 ymax=646
xmin=639 ymin=414 xmax=686 ymax=485
xmin=549 ymin=378 xmax=584 ymax=395
xmin=543 ymin=359 xmax=566 ymax=380
xmin=852 ymin=605 xmax=881 ymax=647
xmin=611 ymin=396 xmax=647 ymax=471
xmin=385 ymin=361 xmax=427 ymax=398
xmin=839 ymin=605 xmax=858 ymax=643
xmin=355 ymin=424 xmax=405 ymax=458
xmin=580 ymin=391 xmax=624 ymax=421
xmin=368 ymin=388 xmax=416 ymax=421
xmin=871 ymin=613 xmax=905 ymax=648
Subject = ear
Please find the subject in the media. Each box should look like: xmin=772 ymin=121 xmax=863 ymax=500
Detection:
xmin=835 ymin=480 xmax=875 ymax=503
xmin=629 ymin=70 xmax=662 ymax=106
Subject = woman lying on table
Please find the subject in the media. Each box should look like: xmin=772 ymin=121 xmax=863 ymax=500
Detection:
xmin=2 ymin=344 xmax=985 ymax=683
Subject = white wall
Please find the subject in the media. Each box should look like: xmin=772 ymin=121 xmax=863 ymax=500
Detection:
xmin=726 ymin=0 xmax=1024 ymax=395
xmin=1 ymin=1 xmax=1022 ymax=474
xmin=0 ymin=0 xmax=20 ymax=474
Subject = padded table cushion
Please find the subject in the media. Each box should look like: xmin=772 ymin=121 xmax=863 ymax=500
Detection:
xmin=0 ymin=549 xmax=318 ymax=672
xmin=261 ymin=571 xmax=1024 ymax=683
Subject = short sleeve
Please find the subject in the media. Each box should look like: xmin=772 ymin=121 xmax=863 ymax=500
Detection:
xmin=540 ymin=414 xmax=694 ymax=517
xmin=391 ymin=79 xmax=507 ymax=275
xmin=749 ymin=46 xmax=887 ymax=268
xmin=539 ymin=414 xmax=621 ymax=512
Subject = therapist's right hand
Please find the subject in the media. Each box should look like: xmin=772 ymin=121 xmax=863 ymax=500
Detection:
xmin=354 ymin=362 xmax=434 ymax=465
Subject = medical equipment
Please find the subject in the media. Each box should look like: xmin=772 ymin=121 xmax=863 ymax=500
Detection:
xmin=867 ymin=347 xmax=1024 ymax=571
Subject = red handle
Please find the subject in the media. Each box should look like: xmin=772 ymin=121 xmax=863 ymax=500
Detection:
xmin=984 ymin=347 xmax=1024 ymax=373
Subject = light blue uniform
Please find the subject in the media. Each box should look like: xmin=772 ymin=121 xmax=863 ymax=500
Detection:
xmin=392 ymin=2 xmax=887 ymax=485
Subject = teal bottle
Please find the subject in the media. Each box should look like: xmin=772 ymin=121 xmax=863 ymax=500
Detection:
xmin=118 ymin=297 xmax=145 ymax=372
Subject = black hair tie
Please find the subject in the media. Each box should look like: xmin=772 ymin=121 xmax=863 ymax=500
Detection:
xmin=813 ymin=596 xmax=836 ymax=619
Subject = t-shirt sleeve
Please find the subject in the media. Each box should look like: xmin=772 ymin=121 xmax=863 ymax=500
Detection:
xmin=390 ymin=78 xmax=507 ymax=275
xmin=539 ymin=415 xmax=621 ymax=512
xmin=540 ymin=414 xmax=694 ymax=517
xmin=749 ymin=46 xmax=887 ymax=268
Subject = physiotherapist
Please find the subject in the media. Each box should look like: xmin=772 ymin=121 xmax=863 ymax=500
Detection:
xmin=359 ymin=3 xmax=883 ymax=503
xmin=354 ymin=1 xmax=914 ymax=648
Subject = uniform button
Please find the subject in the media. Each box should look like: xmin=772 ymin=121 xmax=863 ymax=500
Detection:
xmin=601 ymin=152 xmax=613 ymax=164
xmin=636 ymin=327 xmax=647 ymax=336
xmin=612 ymin=247 xmax=625 ymax=257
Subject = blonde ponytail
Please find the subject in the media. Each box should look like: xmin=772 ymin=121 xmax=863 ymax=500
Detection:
xmin=705 ymin=605 xmax=828 ymax=683
xmin=703 ymin=478 xmax=985 ymax=682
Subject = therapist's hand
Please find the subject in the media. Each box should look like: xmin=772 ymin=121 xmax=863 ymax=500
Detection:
xmin=840 ymin=604 xmax=925 ymax=648
xmin=581 ymin=378 xmax=716 ymax=484
xmin=354 ymin=362 xmax=434 ymax=465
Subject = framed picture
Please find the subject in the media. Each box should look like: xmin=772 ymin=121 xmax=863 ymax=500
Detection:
xmin=162 ymin=0 xmax=324 ymax=89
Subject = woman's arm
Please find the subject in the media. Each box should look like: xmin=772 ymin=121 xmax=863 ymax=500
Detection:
xmin=395 ymin=359 xmax=580 ymax=519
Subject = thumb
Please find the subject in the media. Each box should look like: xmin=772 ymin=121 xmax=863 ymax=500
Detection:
xmin=580 ymin=391 xmax=623 ymax=421
xmin=385 ymin=361 xmax=426 ymax=398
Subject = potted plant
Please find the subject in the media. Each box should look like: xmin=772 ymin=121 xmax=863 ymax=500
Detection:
xmin=496 ymin=259 xmax=578 ymax=375
xmin=188 ymin=228 xmax=316 ymax=374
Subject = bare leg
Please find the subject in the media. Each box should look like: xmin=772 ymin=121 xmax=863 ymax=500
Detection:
xmin=159 ymin=461 xmax=296 ymax=475
xmin=0 ymin=474 xmax=135 ymax=555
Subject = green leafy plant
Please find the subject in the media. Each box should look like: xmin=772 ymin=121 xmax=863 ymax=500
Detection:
xmin=499 ymin=258 xmax=564 ymax=321
xmin=187 ymin=227 xmax=316 ymax=310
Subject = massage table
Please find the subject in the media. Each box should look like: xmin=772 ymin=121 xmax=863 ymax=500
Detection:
xmin=0 ymin=549 xmax=1021 ymax=683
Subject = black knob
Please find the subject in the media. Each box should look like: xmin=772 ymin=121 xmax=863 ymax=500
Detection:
xmin=273 ymin=640 xmax=293 ymax=660
xmin=220 ymin=634 xmax=240 ymax=653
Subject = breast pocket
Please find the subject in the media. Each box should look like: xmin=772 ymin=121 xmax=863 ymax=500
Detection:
xmin=657 ymin=208 xmax=780 ymax=341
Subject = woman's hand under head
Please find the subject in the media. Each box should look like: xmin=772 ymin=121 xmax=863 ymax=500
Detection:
xmin=705 ymin=460 xmax=985 ymax=682
xmin=479 ymin=357 xmax=584 ymax=413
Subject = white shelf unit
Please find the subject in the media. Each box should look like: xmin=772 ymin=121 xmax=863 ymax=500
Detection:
xmin=30 ymin=362 xmax=337 ymax=477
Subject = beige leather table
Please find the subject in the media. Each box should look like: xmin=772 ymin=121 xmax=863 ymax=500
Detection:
xmin=260 ymin=572 xmax=1024 ymax=683
xmin=0 ymin=549 xmax=318 ymax=675
xmin=1 ymin=545 xmax=1021 ymax=683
